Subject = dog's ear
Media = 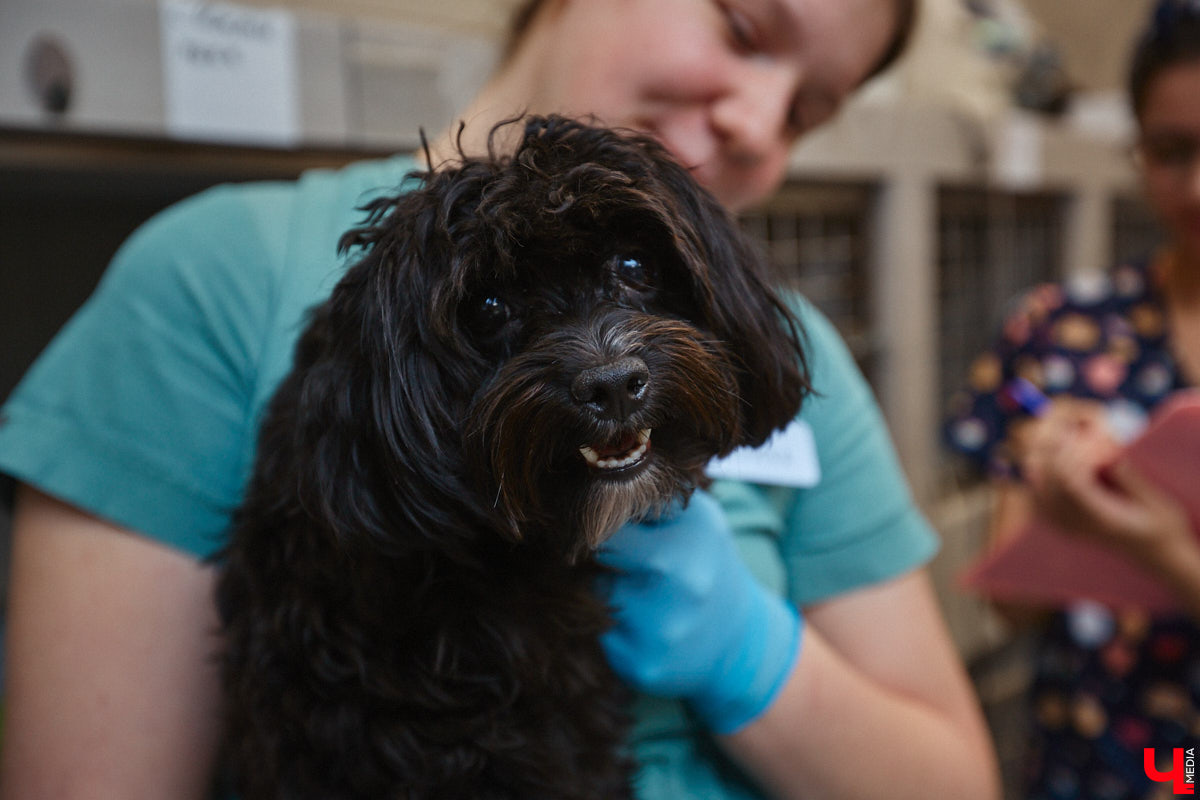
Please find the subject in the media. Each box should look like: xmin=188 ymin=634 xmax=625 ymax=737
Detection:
xmin=277 ymin=191 xmax=498 ymax=557
xmin=706 ymin=227 xmax=810 ymax=448
xmin=658 ymin=171 xmax=811 ymax=449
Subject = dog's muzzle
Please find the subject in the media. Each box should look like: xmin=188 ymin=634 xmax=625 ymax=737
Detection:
xmin=571 ymin=356 xmax=654 ymax=474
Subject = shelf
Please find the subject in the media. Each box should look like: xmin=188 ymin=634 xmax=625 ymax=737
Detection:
xmin=0 ymin=126 xmax=399 ymax=199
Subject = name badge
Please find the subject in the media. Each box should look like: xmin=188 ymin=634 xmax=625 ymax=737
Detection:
xmin=705 ymin=419 xmax=820 ymax=488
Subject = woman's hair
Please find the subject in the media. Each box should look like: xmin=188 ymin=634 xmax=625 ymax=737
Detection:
xmin=501 ymin=0 xmax=919 ymax=82
xmin=1129 ymin=0 xmax=1200 ymax=119
xmin=502 ymin=0 xmax=545 ymax=63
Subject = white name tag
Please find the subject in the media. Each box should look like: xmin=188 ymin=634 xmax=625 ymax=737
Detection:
xmin=705 ymin=419 xmax=821 ymax=488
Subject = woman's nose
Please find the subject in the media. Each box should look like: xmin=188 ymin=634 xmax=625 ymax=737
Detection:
xmin=709 ymin=64 xmax=796 ymax=164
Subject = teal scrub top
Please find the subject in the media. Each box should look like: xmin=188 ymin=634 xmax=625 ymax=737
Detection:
xmin=0 ymin=156 xmax=937 ymax=799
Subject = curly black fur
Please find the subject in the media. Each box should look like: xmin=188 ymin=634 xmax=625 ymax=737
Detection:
xmin=216 ymin=115 xmax=809 ymax=799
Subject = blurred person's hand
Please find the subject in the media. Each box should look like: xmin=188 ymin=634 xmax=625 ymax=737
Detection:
xmin=1023 ymin=398 xmax=1195 ymax=575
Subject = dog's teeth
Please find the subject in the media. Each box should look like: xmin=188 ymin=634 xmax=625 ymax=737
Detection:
xmin=579 ymin=445 xmax=600 ymax=466
xmin=580 ymin=429 xmax=653 ymax=471
xmin=587 ymin=437 xmax=650 ymax=470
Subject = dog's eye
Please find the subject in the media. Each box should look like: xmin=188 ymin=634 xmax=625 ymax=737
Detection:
xmin=479 ymin=296 xmax=510 ymax=327
xmin=466 ymin=296 xmax=512 ymax=337
xmin=610 ymin=254 xmax=655 ymax=291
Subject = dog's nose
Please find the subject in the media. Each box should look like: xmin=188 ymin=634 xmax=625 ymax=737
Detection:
xmin=571 ymin=357 xmax=650 ymax=421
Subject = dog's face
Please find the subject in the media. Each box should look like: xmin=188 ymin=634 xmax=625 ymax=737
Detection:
xmin=320 ymin=116 xmax=807 ymax=559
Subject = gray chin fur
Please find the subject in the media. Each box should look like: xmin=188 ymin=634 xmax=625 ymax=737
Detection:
xmin=575 ymin=460 xmax=682 ymax=556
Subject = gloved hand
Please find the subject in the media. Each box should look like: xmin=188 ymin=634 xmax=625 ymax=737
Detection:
xmin=598 ymin=491 xmax=803 ymax=734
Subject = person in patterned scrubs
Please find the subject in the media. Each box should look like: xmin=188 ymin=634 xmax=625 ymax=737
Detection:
xmin=945 ymin=2 xmax=1200 ymax=798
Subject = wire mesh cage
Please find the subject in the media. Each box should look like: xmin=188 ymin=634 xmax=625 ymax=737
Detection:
xmin=740 ymin=180 xmax=878 ymax=382
xmin=936 ymin=186 xmax=1068 ymax=489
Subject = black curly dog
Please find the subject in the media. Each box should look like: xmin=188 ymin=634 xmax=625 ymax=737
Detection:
xmin=216 ymin=115 xmax=808 ymax=800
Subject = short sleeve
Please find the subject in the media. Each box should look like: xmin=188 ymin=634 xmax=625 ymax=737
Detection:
xmin=779 ymin=297 xmax=939 ymax=605
xmin=0 ymin=183 xmax=292 ymax=557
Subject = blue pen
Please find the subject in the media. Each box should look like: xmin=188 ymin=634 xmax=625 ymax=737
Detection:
xmin=1005 ymin=377 xmax=1051 ymax=417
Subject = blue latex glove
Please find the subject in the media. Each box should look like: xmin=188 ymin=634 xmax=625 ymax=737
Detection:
xmin=598 ymin=491 xmax=803 ymax=734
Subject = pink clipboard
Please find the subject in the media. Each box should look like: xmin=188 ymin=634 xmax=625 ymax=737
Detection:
xmin=959 ymin=390 xmax=1200 ymax=613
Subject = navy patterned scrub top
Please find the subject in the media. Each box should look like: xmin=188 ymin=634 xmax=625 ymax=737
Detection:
xmin=945 ymin=254 xmax=1200 ymax=800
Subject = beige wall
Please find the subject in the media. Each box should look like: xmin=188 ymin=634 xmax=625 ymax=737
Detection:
xmin=236 ymin=1 xmax=1157 ymax=96
xmin=1022 ymin=0 xmax=1155 ymax=92
xmin=237 ymin=0 xmax=522 ymax=38
xmin=223 ymin=0 xmax=1163 ymax=134
xmin=891 ymin=0 xmax=1156 ymax=122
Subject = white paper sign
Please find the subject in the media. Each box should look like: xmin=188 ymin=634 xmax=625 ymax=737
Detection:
xmin=159 ymin=0 xmax=299 ymax=145
xmin=706 ymin=419 xmax=821 ymax=488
